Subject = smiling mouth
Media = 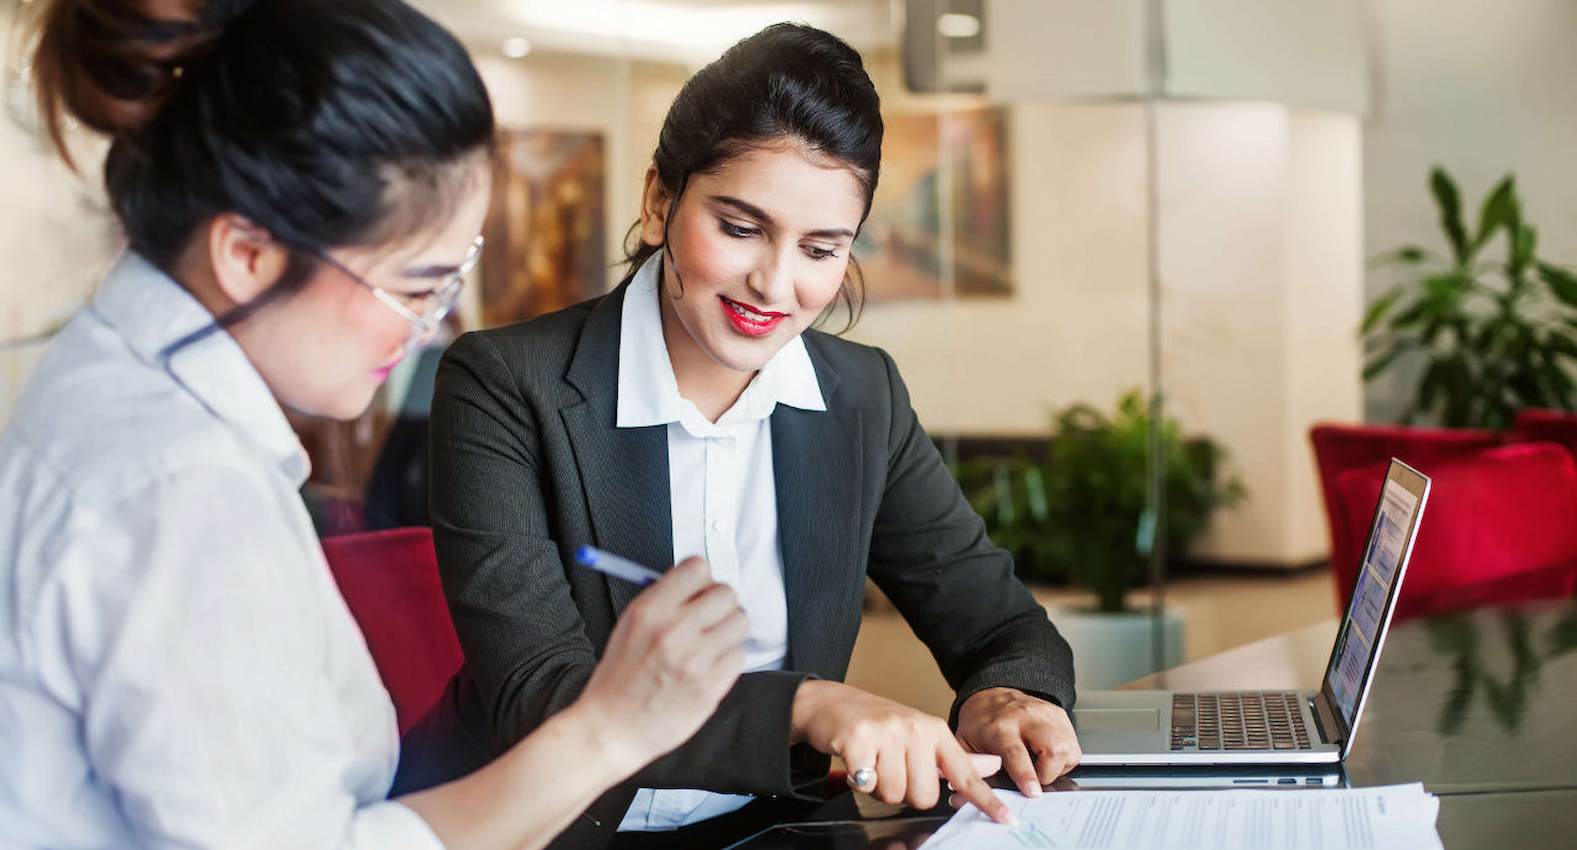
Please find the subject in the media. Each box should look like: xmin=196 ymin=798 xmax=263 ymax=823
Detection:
xmin=719 ymin=295 xmax=788 ymax=337
xmin=721 ymin=296 xmax=787 ymax=320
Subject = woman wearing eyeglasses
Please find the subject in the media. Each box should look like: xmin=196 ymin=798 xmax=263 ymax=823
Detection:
xmin=0 ymin=2 xmax=746 ymax=849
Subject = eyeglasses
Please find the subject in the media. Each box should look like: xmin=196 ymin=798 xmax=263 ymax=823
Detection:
xmin=313 ymin=236 xmax=484 ymax=353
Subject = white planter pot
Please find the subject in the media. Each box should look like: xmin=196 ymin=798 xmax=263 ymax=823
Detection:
xmin=1045 ymin=605 xmax=1187 ymax=691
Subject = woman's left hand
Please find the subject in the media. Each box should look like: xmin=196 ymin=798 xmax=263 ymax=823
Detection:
xmin=955 ymin=687 xmax=1082 ymax=797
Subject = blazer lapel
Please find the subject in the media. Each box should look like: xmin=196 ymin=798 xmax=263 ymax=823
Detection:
xmin=562 ymin=285 xmax=673 ymax=615
xmin=774 ymin=341 xmax=864 ymax=675
xmin=560 ymin=295 xmax=866 ymax=668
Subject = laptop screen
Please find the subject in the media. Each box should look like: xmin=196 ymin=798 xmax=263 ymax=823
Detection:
xmin=1321 ymin=460 xmax=1431 ymax=737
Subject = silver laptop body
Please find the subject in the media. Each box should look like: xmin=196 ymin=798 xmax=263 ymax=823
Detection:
xmin=1072 ymin=458 xmax=1431 ymax=766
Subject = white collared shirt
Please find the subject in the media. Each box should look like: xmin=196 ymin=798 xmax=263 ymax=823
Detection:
xmin=614 ymin=254 xmax=825 ymax=832
xmin=0 ymin=254 xmax=444 ymax=849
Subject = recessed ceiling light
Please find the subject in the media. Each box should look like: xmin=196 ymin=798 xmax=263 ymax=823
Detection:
xmin=502 ymin=37 xmax=532 ymax=59
xmin=936 ymin=12 xmax=980 ymax=39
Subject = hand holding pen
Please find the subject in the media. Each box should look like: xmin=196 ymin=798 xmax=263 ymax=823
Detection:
xmin=573 ymin=551 xmax=748 ymax=768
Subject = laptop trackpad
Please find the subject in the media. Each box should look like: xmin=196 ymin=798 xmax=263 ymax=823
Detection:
xmin=1074 ymin=708 xmax=1161 ymax=732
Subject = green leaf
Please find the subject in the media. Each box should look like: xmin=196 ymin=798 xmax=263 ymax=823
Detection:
xmin=1389 ymin=298 xmax=1432 ymax=330
xmin=1423 ymin=272 xmax=1471 ymax=306
xmin=1367 ymin=245 xmax=1432 ymax=268
xmin=1422 ymin=318 xmax=1445 ymax=346
xmin=1538 ymin=263 xmax=1577 ymax=308
xmin=1543 ymin=369 xmax=1571 ymax=409
xmin=1364 ymin=345 xmax=1412 ymax=381
xmin=1544 ymin=368 xmax=1574 ymax=410
xmin=1024 ymin=465 xmax=1049 ymax=523
xmin=1513 ymin=224 xmax=1538 ymax=272
xmin=1361 ymin=288 xmax=1406 ymax=336
xmin=1430 ymin=167 xmax=1469 ymax=264
xmin=1417 ymin=359 xmax=1446 ymax=414
xmin=991 ymin=467 xmax=1016 ymax=526
xmin=1473 ymin=176 xmax=1518 ymax=253
xmin=1440 ymin=356 xmax=1478 ymax=427
xmin=1549 ymin=333 xmax=1577 ymax=358
xmin=1548 ymin=360 xmax=1575 ymax=394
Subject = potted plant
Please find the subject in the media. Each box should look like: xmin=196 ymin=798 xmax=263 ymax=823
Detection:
xmin=1364 ymin=167 xmax=1577 ymax=428
xmin=955 ymin=391 xmax=1245 ymax=685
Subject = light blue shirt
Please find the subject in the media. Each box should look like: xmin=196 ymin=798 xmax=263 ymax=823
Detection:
xmin=0 ymin=254 xmax=444 ymax=849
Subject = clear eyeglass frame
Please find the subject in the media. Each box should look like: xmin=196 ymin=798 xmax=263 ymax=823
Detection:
xmin=314 ymin=235 xmax=484 ymax=353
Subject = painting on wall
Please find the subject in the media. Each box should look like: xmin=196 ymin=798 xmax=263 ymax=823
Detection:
xmin=854 ymin=107 xmax=1012 ymax=300
xmin=480 ymin=128 xmax=607 ymax=327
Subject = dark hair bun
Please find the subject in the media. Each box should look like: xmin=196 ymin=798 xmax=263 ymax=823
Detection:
xmin=24 ymin=0 xmax=494 ymax=298
xmin=28 ymin=1 xmax=242 ymax=164
xmin=627 ymin=22 xmax=883 ymax=331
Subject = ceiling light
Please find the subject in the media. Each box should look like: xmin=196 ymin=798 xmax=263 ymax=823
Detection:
xmin=936 ymin=12 xmax=980 ymax=39
xmin=502 ymin=37 xmax=532 ymax=59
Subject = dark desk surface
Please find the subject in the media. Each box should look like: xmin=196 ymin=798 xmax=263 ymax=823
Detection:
xmin=617 ymin=598 xmax=1577 ymax=850
xmin=722 ymin=789 xmax=1577 ymax=850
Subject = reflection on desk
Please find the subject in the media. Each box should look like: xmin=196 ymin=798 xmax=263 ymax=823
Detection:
xmin=1344 ymin=600 xmax=1577 ymax=793
xmin=680 ymin=599 xmax=1577 ymax=849
xmin=726 ymin=789 xmax=1577 ymax=850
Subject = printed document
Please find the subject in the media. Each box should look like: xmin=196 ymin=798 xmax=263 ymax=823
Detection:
xmin=923 ymin=784 xmax=1442 ymax=850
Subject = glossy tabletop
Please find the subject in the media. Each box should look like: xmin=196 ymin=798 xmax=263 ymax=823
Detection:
xmin=722 ymin=789 xmax=1577 ymax=849
xmin=618 ymin=597 xmax=1577 ymax=849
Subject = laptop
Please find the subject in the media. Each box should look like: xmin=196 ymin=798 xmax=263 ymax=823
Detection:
xmin=1071 ymin=458 xmax=1431 ymax=766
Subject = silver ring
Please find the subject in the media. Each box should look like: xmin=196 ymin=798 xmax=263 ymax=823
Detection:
xmin=847 ymin=767 xmax=876 ymax=790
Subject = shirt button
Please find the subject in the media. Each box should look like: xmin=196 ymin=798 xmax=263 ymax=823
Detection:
xmin=711 ymin=519 xmax=727 ymax=533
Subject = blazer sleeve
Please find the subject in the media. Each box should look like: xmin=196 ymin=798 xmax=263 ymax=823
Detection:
xmin=428 ymin=332 xmax=816 ymax=798
xmin=863 ymin=348 xmax=1077 ymax=723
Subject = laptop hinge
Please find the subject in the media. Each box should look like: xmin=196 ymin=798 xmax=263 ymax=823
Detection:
xmin=1310 ymin=692 xmax=1344 ymax=748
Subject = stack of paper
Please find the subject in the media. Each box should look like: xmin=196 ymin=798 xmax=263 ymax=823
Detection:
xmin=923 ymin=784 xmax=1442 ymax=850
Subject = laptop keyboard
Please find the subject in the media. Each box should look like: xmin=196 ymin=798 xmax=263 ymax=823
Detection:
xmin=1169 ymin=692 xmax=1313 ymax=751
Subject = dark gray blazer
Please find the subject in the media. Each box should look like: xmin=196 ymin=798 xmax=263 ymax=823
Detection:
xmin=426 ymin=281 xmax=1075 ymax=839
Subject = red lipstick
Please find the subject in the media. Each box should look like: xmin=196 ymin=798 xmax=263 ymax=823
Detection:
xmin=720 ymin=295 xmax=787 ymax=337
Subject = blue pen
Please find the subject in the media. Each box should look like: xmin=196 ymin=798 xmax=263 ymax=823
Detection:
xmin=576 ymin=545 xmax=664 ymax=586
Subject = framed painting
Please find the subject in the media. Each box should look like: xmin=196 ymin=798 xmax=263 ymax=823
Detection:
xmin=855 ymin=107 xmax=1012 ymax=300
xmin=481 ymin=128 xmax=607 ymax=327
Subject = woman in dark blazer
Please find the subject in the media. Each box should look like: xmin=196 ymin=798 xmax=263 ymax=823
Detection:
xmin=428 ymin=22 xmax=1079 ymax=844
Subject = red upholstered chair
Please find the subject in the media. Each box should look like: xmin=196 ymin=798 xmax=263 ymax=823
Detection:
xmin=320 ymin=528 xmax=463 ymax=735
xmin=1331 ymin=443 xmax=1577 ymax=620
xmin=1513 ymin=408 xmax=1577 ymax=458
xmin=1309 ymin=423 xmax=1502 ymax=606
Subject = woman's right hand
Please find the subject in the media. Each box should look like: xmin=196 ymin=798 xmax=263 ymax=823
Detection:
xmin=791 ymin=681 xmax=1017 ymax=826
xmin=576 ymin=557 xmax=748 ymax=767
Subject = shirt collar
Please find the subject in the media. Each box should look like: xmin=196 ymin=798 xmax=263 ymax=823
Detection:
xmin=90 ymin=251 xmax=311 ymax=485
xmin=615 ymin=252 xmax=826 ymax=434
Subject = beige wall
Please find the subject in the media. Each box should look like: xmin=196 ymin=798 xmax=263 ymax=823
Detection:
xmin=851 ymin=62 xmax=1364 ymax=564
xmin=847 ymin=102 xmax=1153 ymax=433
xmin=0 ymin=33 xmax=1366 ymax=566
xmin=0 ymin=29 xmax=118 ymax=430
xmin=847 ymin=51 xmax=1153 ymax=431
xmin=1158 ymin=104 xmax=1364 ymax=564
xmin=1364 ymin=0 xmax=1577 ymax=423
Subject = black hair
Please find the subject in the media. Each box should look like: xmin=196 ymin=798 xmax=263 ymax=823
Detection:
xmin=29 ymin=0 xmax=496 ymax=327
xmin=624 ymin=22 xmax=882 ymax=332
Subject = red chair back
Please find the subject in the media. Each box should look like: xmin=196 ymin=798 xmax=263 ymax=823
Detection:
xmin=1332 ymin=443 xmax=1577 ymax=619
xmin=1309 ymin=423 xmax=1501 ymax=606
xmin=1513 ymin=408 xmax=1577 ymax=458
xmin=320 ymin=528 xmax=462 ymax=735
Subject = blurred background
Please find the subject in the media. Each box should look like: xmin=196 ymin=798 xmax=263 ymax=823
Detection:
xmin=5 ymin=0 xmax=1577 ymax=714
